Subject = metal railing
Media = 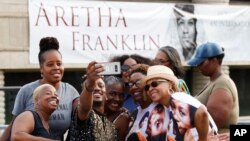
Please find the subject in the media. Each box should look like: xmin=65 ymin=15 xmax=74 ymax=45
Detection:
xmin=0 ymin=86 xmax=21 ymax=91
xmin=0 ymin=124 xmax=8 ymax=129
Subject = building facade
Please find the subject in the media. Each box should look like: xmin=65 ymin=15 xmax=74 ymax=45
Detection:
xmin=0 ymin=0 xmax=250 ymax=130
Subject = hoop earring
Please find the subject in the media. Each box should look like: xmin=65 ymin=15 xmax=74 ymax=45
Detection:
xmin=41 ymin=73 xmax=43 ymax=78
xmin=168 ymin=88 xmax=174 ymax=95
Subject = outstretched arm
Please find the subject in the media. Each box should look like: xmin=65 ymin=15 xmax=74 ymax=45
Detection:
xmin=77 ymin=61 xmax=104 ymax=120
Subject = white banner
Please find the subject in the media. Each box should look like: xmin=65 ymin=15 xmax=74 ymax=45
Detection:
xmin=29 ymin=0 xmax=250 ymax=64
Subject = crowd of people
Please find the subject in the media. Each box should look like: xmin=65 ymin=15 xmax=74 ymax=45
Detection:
xmin=0 ymin=36 xmax=238 ymax=141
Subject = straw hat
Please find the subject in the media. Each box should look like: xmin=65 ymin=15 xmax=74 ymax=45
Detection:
xmin=140 ymin=65 xmax=179 ymax=91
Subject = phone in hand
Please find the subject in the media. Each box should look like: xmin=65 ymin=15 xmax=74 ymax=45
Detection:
xmin=96 ymin=62 xmax=121 ymax=75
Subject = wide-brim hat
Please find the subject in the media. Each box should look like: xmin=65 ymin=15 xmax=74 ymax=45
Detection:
xmin=141 ymin=65 xmax=179 ymax=91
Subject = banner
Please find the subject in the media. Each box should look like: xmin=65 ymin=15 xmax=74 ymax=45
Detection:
xmin=29 ymin=0 xmax=250 ymax=64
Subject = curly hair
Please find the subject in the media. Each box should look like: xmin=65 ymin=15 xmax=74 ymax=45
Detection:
xmin=128 ymin=64 xmax=149 ymax=77
xmin=110 ymin=54 xmax=153 ymax=66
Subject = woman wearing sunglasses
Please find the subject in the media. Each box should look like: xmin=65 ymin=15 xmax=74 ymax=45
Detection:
xmin=126 ymin=64 xmax=172 ymax=141
xmin=141 ymin=65 xmax=218 ymax=141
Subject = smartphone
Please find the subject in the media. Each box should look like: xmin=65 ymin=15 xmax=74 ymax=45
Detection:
xmin=96 ymin=62 xmax=121 ymax=75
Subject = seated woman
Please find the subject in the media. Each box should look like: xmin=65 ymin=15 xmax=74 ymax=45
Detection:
xmin=104 ymin=76 xmax=130 ymax=141
xmin=11 ymin=84 xmax=59 ymax=141
xmin=66 ymin=61 xmax=117 ymax=141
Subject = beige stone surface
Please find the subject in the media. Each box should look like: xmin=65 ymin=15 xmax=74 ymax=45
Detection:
xmin=192 ymin=0 xmax=229 ymax=3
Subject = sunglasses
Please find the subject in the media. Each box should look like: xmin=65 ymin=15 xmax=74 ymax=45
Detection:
xmin=144 ymin=80 xmax=168 ymax=91
xmin=121 ymin=64 xmax=136 ymax=72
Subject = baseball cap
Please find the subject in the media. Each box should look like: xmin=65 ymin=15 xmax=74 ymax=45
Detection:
xmin=188 ymin=42 xmax=224 ymax=66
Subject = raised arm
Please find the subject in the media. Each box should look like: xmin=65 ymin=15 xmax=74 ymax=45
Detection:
xmin=77 ymin=61 xmax=104 ymax=120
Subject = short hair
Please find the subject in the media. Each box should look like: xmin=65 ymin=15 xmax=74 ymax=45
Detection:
xmin=110 ymin=54 xmax=153 ymax=66
xmin=104 ymin=75 xmax=125 ymax=90
xmin=33 ymin=84 xmax=55 ymax=106
xmin=129 ymin=64 xmax=149 ymax=77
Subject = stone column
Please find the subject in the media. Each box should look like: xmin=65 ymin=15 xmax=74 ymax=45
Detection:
xmin=0 ymin=71 xmax=5 ymax=125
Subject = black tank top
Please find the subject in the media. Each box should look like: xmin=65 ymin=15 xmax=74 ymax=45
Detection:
xmin=30 ymin=111 xmax=52 ymax=138
xmin=7 ymin=111 xmax=52 ymax=141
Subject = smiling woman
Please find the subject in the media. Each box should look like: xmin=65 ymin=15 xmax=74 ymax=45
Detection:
xmin=0 ymin=37 xmax=80 ymax=141
xmin=104 ymin=76 xmax=130 ymax=141
xmin=11 ymin=84 xmax=60 ymax=141
xmin=109 ymin=54 xmax=153 ymax=113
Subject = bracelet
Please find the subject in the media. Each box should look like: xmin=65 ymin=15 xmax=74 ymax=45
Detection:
xmin=84 ymin=81 xmax=94 ymax=93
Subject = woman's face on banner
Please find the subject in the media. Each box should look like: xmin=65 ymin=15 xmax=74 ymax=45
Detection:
xmin=176 ymin=16 xmax=196 ymax=50
xmin=148 ymin=105 xmax=166 ymax=137
xmin=171 ymin=99 xmax=192 ymax=134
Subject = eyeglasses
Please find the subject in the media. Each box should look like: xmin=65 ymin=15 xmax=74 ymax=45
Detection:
xmin=121 ymin=64 xmax=136 ymax=72
xmin=128 ymin=80 xmax=141 ymax=88
xmin=144 ymin=80 xmax=168 ymax=91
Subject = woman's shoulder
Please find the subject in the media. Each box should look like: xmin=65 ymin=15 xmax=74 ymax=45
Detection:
xmin=16 ymin=80 xmax=40 ymax=97
xmin=120 ymin=108 xmax=130 ymax=118
xmin=20 ymin=80 xmax=40 ymax=91
xmin=114 ymin=109 xmax=131 ymax=124
xmin=15 ymin=110 xmax=34 ymax=120
xmin=60 ymin=82 xmax=79 ymax=91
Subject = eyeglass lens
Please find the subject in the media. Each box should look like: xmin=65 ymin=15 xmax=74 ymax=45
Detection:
xmin=121 ymin=64 xmax=137 ymax=72
xmin=128 ymin=80 xmax=141 ymax=88
xmin=121 ymin=64 xmax=130 ymax=71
